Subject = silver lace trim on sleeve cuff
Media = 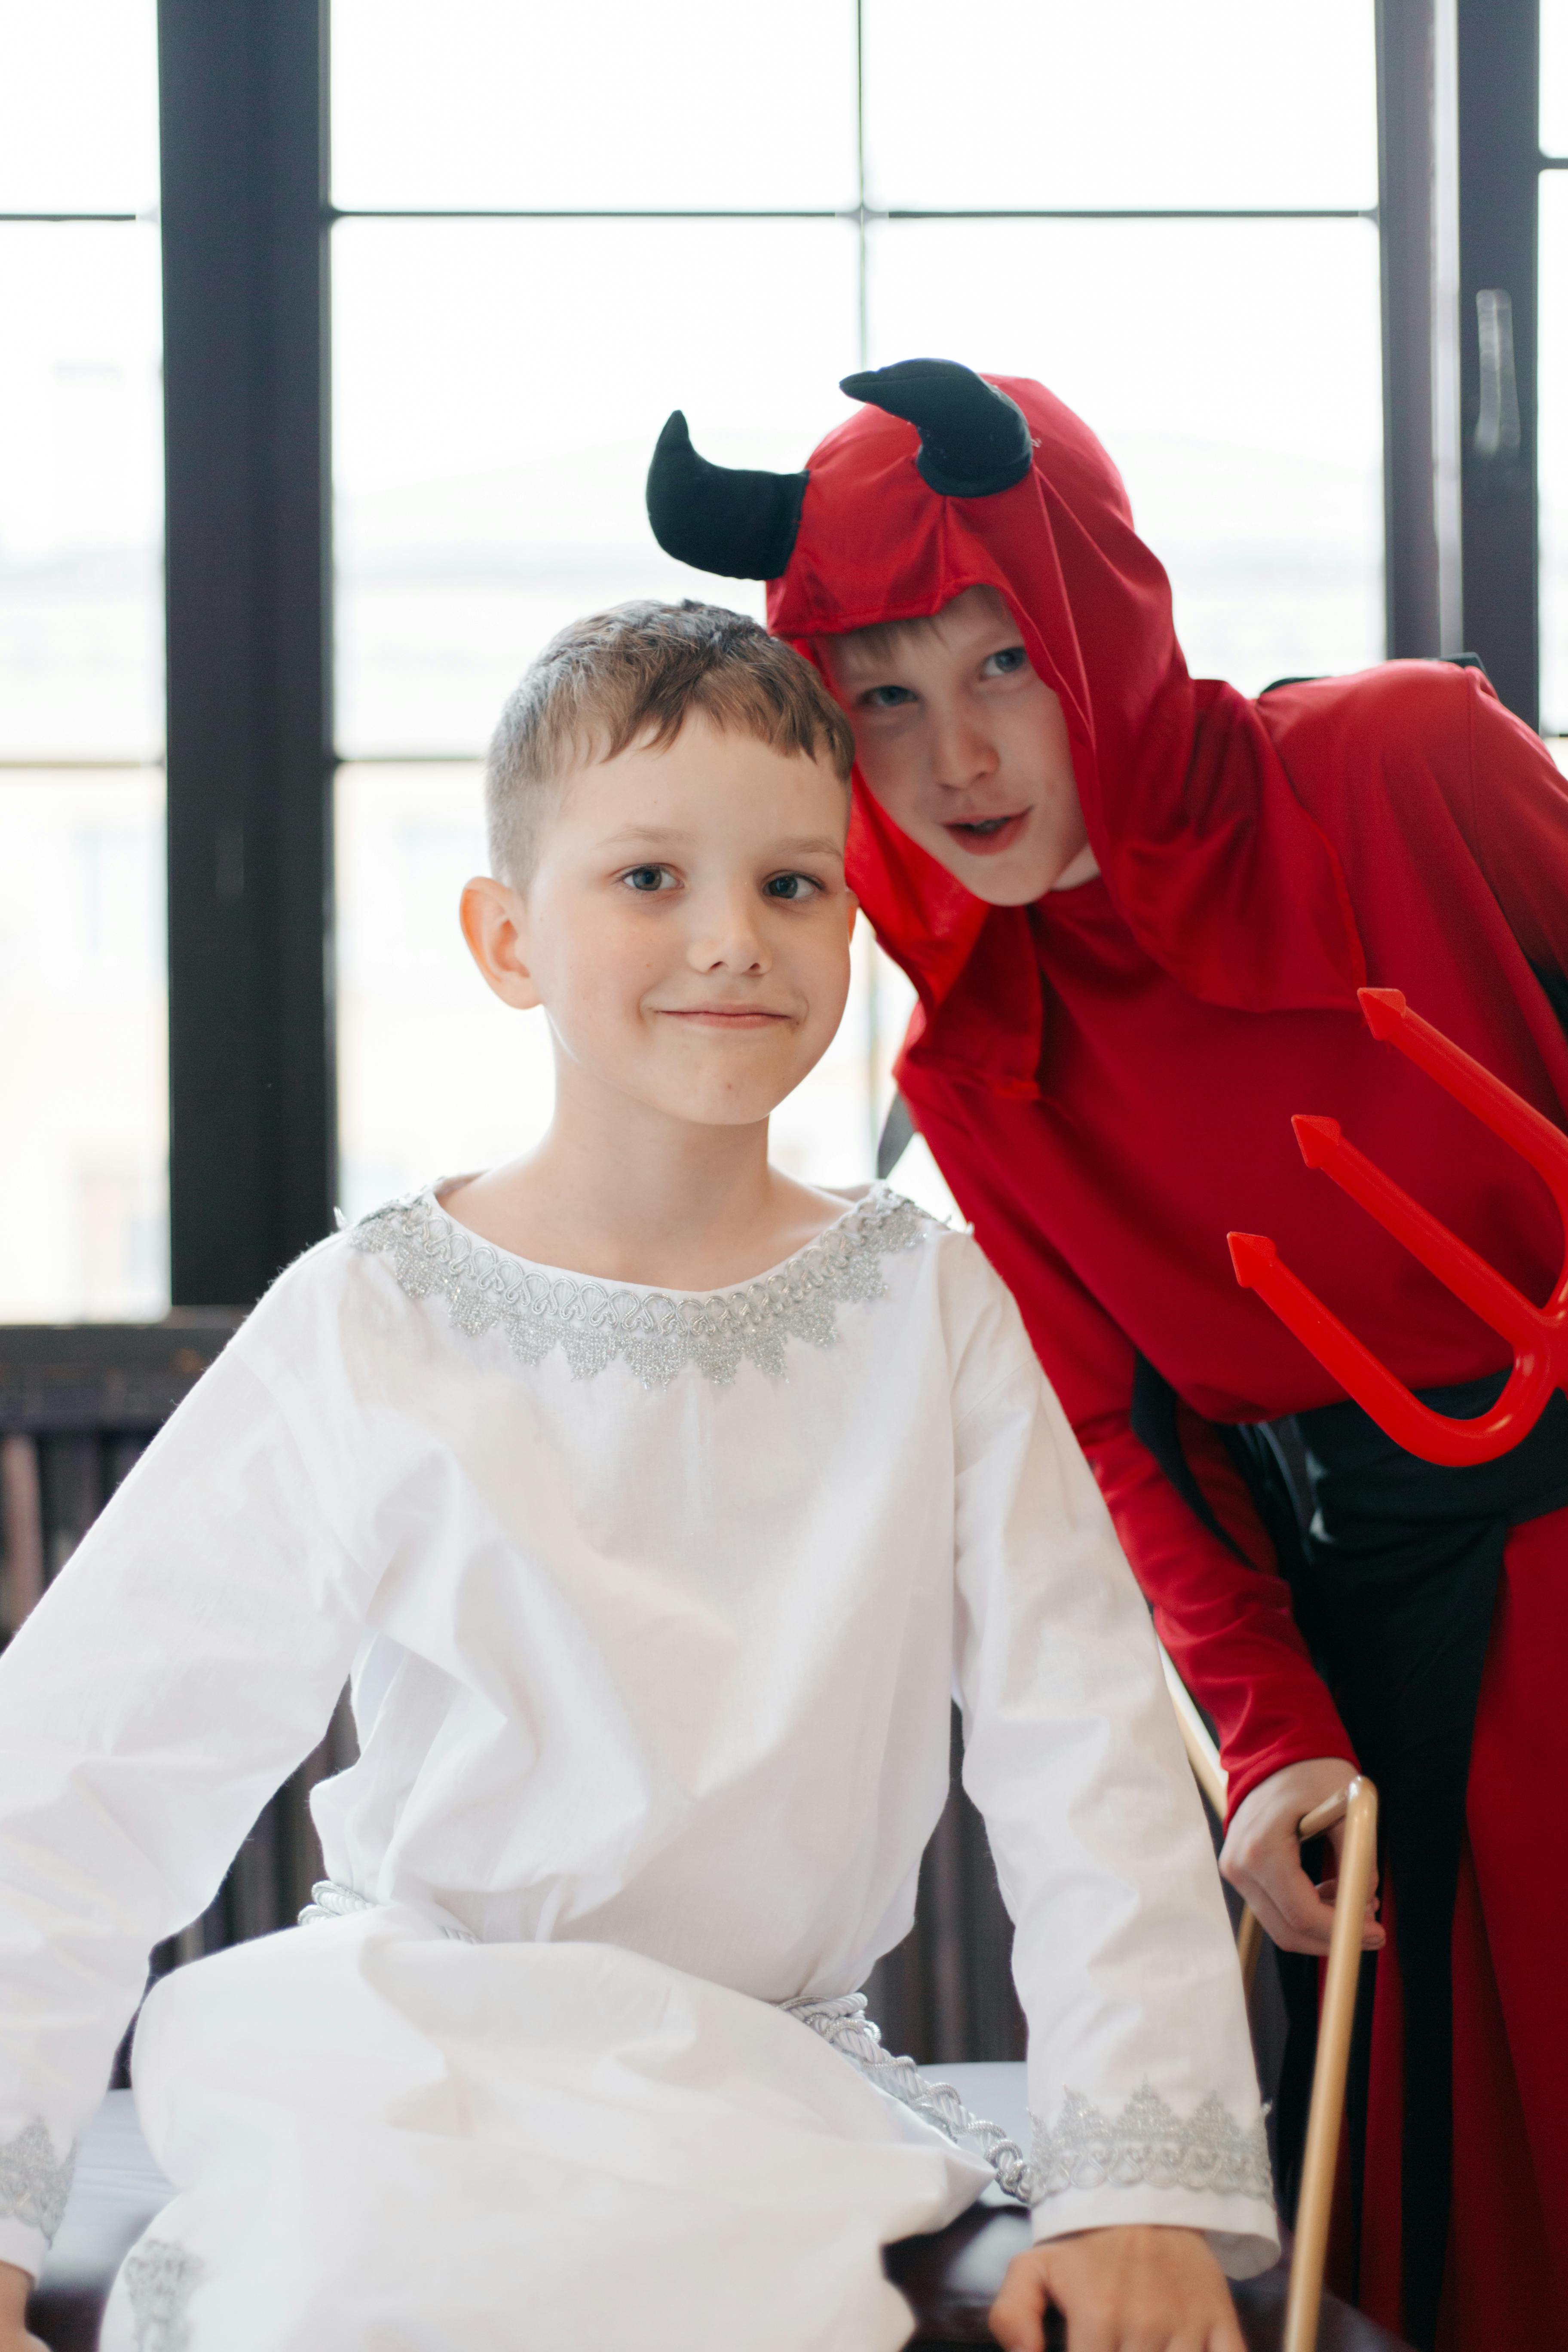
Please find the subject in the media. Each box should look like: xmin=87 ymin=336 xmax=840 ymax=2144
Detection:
xmin=1030 ymin=2083 xmax=1274 ymax=2204
xmin=122 ymin=2238 xmax=205 ymax=2352
xmin=0 ymin=2116 xmax=76 ymax=2243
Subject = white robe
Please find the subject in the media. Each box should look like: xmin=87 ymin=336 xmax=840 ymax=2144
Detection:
xmin=0 ymin=1183 xmax=1277 ymax=2348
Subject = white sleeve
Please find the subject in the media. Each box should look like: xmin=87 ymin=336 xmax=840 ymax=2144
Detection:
xmin=0 ymin=1264 xmax=383 ymax=2279
xmin=948 ymin=1260 xmax=1278 ymax=2276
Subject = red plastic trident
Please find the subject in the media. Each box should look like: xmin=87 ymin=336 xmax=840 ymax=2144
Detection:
xmin=1228 ymin=987 xmax=1568 ymax=1467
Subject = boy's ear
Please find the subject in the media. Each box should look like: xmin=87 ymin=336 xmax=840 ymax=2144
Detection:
xmin=460 ymin=876 xmax=542 ymax=1011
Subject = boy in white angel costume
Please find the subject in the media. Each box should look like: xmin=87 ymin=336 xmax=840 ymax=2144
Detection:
xmin=0 ymin=603 xmax=1276 ymax=2352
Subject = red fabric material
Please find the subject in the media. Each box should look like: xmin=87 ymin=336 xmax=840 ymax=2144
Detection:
xmin=903 ymin=666 xmax=1568 ymax=1810
xmin=1455 ymin=1509 xmax=1568 ymax=2335
xmin=761 ymin=375 xmax=1568 ymax=2341
xmin=907 ymin=1075 xmax=1356 ymax=1812
xmin=1329 ymin=1512 xmax=1568 ymax=2351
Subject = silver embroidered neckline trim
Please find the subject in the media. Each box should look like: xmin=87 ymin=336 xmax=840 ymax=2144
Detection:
xmin=348 ymin=1183 xmax=932 ymax=1387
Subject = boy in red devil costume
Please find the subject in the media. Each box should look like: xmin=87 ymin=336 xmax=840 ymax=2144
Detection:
xmin=648 ymin=361 xmax=1568 ymax=2352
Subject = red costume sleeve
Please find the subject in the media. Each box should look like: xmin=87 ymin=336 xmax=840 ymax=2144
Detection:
xmin=1441 ymin=675 xmax=1568 ymax=977
xmin=907 ymin=1081 xmax=1357 ymax=1818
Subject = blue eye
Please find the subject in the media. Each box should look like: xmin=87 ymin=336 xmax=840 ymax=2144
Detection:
xmin=764 ymin=873 xmax=816 ymax=900
xmin=986 ymin=646 xmax=1028 ymax=675
xmin=866 ymin=684 xmax=916 ymax=708
xmin=623 ymin=864 xmax=669 ymax=893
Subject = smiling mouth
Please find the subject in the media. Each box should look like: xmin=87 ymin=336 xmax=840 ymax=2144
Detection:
xmin=944 ymin=812 xmax=1028 ymax=856
xmin=658 ymin=1007 xmax=793 ymax=1028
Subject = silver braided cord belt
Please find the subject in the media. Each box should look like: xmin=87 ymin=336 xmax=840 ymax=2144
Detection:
xmin=299 ymin=1881 xmax=375 ymax=1925
xmin=300 ymin=1879 xmax=476 ymax=1942
xmin=780 ymin=1992 xmax=1032 ymax=2202
xmin=300 ymin=1888 xmax=1031 ymax=2202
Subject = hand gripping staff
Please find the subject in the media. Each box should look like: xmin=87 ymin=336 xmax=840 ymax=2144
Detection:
xmin=1228 ymin=986 xmax=1568 ymax=1467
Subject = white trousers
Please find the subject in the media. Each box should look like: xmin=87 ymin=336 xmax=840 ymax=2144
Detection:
xmin=103 ymin=1908 xmax=990 ymax=2352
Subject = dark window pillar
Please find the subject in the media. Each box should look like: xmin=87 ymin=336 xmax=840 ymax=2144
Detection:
xmin=1457 ymin=0 xmax=1540 ymax=723
xmin=159 ymin=0 xmax=334 ymax=1306
xmin=1379 ymin=0 xmax=1442 ymax=658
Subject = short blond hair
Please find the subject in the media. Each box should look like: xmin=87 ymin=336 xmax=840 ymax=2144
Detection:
xmin=485 ymin=599 xmax=854 ymax=885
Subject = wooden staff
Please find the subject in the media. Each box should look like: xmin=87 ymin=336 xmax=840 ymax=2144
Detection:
xmin=1283 ymin=1775 xmax=1380 ymax=2352
xmin=1160 ymin=1649 xmax=1381 ymax=2340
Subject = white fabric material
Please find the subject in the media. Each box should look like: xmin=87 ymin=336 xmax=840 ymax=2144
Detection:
xmin=0 ymin=1181 xmax=1277 ymax=2324
xmin=107 ymin=1910 xmax=991 ymax=2352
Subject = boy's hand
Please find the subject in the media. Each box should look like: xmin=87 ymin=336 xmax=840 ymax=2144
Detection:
xmin=1219 ymin=1756 xmax=1384 ymax=1957
xmin=0 ymin=2259 xmax=48 ymax=2352
xmin=989 ymin=2225 xmax=1243 ymax=2352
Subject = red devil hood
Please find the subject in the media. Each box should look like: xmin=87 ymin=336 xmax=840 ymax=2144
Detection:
xmin=763 ymin=375 xmax=1366 ymax=1097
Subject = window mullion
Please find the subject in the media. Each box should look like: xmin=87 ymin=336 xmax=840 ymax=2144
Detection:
xmin=1456 ymin=0 xmax=1540 ymax=723
xmin=158 ymin=0 xmax=335 ymax=1305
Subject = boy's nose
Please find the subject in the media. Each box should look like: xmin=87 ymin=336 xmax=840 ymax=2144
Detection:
xmin=685 ymin=890 xmax=769 ymax=972
xmin=929 ymin=713 xmax=1000 ymax=799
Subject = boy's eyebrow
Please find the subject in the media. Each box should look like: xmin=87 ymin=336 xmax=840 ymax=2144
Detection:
xmin=830 ymin=628 xmax=1027 ymax=679
xmin=769 ymin=835 xmax=846 ymax=861
xmin=600 ymin=825 xmax=693 ymax=846
xmin=824 ymin=644 xmax=891 ymax=677
xmin=598 ymin=825 xmax=846 ymax=861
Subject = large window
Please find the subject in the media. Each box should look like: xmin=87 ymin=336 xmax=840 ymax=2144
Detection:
xmin=0 ymin=2 xmax=166 ymax=1318
xmin=5 ymin=1 xmax=1559 ymax=1319
xmin=330 ymin=0 xmax=1381 ymax=1222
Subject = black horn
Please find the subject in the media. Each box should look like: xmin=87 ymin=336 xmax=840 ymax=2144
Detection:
xmin=839 ymin=359 xmax=1033 ymax=498
xmin=645 ymin=412 xmax=809 ymax=581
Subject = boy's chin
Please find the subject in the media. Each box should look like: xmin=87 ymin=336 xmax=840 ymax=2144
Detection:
xmin=625 ymin=1071 xmax=807 ymax=1132
xmin=939 ymin=854 xmax=1059 ymax=908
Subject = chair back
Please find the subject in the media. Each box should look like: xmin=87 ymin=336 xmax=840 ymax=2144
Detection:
xmin=0 ymin=1317 xmax=343 ymax=1973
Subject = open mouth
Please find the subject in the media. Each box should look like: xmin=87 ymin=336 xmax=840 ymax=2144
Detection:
xmin=944 ymin=812 xmax=1027 ymax=857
